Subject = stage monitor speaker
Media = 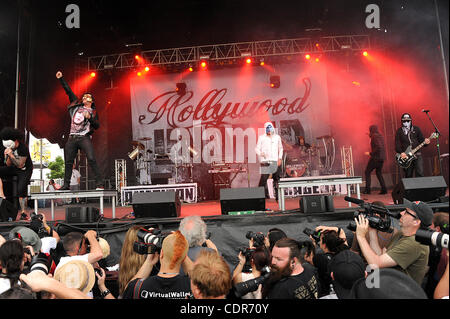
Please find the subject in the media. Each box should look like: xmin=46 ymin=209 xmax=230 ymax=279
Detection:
xmin=299 ymin=195 xmax=334 ymax=213
xmin=132 ymin=191 xmax=181 ymax=219
xmin=220 ymin=187 xmax=265 ymax=215
xmin=65 ymin=206 xmax=100 ymax=223
xmin=0 ymin=198 xmax=19 ymax=222
xmin=394 ymin=176 xmax=448 ymax=204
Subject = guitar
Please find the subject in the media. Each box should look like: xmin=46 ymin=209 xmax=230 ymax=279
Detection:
xmin=396 ymin=133 xmax=437 ymax=168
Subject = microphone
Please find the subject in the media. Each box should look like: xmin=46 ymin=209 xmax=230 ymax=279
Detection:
xmin=422 ymin=109 xmax=430 ymax=113
xmin=344 ymin=196 xmax=364 ymax=206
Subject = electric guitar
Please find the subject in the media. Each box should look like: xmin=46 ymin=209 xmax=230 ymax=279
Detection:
xmin=395 ymin=132 xmax=437 ymax=168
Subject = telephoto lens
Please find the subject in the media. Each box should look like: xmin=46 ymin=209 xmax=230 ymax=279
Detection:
xmin=234 ymin=266 xmax=271 ymax=298
xmin=415 ymin=229 xmax=449 ymax=249
xmin=29 ymin=252 xmax=53 ymax=275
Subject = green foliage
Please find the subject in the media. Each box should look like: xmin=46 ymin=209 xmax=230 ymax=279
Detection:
xmin=46 ymin=156 xmax=65 ymax=179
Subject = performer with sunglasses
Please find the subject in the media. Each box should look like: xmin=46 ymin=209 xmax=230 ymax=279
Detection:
xmin=395 ymin=113 xmax=430 ymax=178
xmin=56 ymin=71 xmax=104 ymax=190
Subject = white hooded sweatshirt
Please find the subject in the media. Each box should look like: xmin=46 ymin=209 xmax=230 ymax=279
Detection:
xmin=255 ymin=122 xmax=283 ymax=163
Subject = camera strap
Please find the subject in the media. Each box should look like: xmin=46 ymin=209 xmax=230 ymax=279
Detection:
xmin=132 ymin=278 xmax=145 ymax=299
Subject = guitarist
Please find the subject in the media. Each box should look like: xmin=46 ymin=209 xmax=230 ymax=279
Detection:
xmin=395 ymin=113 xmax=430 ymax=178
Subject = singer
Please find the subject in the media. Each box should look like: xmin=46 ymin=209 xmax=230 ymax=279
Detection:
xmin=395 ymin=113 xmax=430 ymax=177
xmin=56 ymin=71 xmax=104 ymax=190
xmin=0 ymin=127 xmax=33 ymax=220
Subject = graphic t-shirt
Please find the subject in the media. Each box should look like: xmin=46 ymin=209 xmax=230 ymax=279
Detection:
xmin=70 ymin=107 xmax=94 ymax=135
xmin=265 ymin=266 xmax=319 ymax=299
xmin=123 ymin=274 xmax=192 ymax=299
xmin=7 ymin=143 xmax=33 ymax=173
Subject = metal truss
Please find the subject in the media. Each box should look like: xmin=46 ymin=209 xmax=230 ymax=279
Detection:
xmin=85 ymin=35 xmax=371 ymax=71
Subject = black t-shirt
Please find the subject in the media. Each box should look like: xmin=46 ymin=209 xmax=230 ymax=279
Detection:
xmin=312 ymin=252 xmax=333 ymax=297
xmin=265 ymin=266 xmax=319 ymax=299
xmin=8 ymin=143 xmax=33 ymax=173
xmin=122 ymin=274 xmax=192 ymax=299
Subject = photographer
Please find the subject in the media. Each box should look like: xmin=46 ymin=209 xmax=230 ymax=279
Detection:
xmin=264 ymin=228 xmax=287 ymax=252
xmin=122 ymin=231 xmax=193 ymax=299
xmin=307 ymin=226 xmax=349 ymax=297
xmin=355 ymin=199 xmax=433 ymax=285
xmin=232 ymin=245 xmax=271 ymax=299
xmin=262 ymin=238 xmax=319 ymax=299
xmin=0 ymin=240 xmax=27 ymax=295
xmin=29 ymin=212 xmax=60 ymax=242
xmin=424 ymin=212 xmax=449 ymax=298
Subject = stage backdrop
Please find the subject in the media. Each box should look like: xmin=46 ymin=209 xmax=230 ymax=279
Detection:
xmin=130 ymin=63 xmax=331 ymax=188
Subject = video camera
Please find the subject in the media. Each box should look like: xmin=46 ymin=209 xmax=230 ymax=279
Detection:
xmin=234 ymin=266 xmax=271 ymax=298
xmin=303 ymin=228 xmax=322 ymax=243
xmin=133 ymin=227 xmax=170 ymax=255
xmin=415 ymin=229 xmax=449 ymax=249
xmin=245 ymin=231 xmax=265 ymax=247
xmin=345 ymin=197 xmax=396 ymax=233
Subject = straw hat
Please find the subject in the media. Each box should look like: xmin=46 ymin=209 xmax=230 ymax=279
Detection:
xmin=98 ymin=237 xmax=110 ymax=259
xmin=54 ymin=260 xmax=96 ymax=294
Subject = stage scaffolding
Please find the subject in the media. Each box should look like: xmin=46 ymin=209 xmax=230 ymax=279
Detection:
xmin=83 ymin=35 xmax=371 ymax=71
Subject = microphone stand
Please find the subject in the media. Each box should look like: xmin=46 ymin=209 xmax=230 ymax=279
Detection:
xmin=424 ymin=110 xmax=443 ymax=175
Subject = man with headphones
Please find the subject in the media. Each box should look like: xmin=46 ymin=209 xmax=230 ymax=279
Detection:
xmin=394 ymin=113 xmax=430 ymax=178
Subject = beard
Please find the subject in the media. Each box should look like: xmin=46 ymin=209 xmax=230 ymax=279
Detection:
xmin=262 ymin=261 xmax=294 ymax=298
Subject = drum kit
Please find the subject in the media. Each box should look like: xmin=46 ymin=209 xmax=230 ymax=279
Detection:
xmin=128 ymin=137 xmax=153 ymax=184
xmin=282 ymin=145 xmax=323 ymax=178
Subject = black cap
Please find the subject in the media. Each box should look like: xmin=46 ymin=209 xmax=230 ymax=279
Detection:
xmin=403 ymin=198 xmax=433 ymax=228
xmin=328 ymin=250 xmax=366 ymax=299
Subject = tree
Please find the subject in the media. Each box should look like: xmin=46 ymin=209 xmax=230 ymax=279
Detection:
xmin=46 ymin=156 xmax=65 ymax=179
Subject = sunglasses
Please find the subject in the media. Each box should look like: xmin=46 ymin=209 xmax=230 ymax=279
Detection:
xmin=403 ymin=210 xmax=418 ymax=219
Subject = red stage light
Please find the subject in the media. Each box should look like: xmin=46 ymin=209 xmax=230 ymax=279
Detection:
xmin=246 ymin=58 xmax=252 ymax=64
xmin=189 ymin=67 xmax=194 ymax=72
xmin=137 ymin=71 xmax=142 ymax=77
xmin=200 ymin=61 xmax=207 ymax=68
xmin=90 ymin=72 xmax=96 ymax=78
xmin=305 ymin=54 xmax=311 ymax=60
xmin=144 ymin=66 xmax=150 ymax=72
xmin=135 ymin=55 xmax=141 ymax=60
xmin=363 ymin=51 xmax=369 ymax=57
xmin=260 ymin=61 xmax=265 ymax=66
xmin=315 ymin=58 xmax=320 ymax=63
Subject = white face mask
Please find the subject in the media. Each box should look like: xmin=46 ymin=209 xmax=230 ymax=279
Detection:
xmin=402 ymin=121 xmax=411 ymax=129
xmin=2 ymin=140 xmax=15 ymax=149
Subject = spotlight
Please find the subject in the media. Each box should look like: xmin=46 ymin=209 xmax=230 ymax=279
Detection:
xmin=200 ymin=61 xmax=207 ymax=69
xmin=305 ymin=54 xmax=311 ymax=60
xmin=260 ymin=60 xmax=265 ymax=66
xmin=189 ymin=67 xmax=194 ymax=72
xmin=90 ymin=72 xmax=96 ymax=78
xmin=144 ymin=66 xmax=150 ymax=72
xmin=176 ymin=82 xmax=186 ymax=95
xmin=246 ymin=58 xmax=252 ymax=64
xmin=363 ymin=51 xmax=369 ymax=57
xmin=315 ymin=58 xmax=320 ymax=63
xmin=135 ymin=55 xmax=141 ymax=60
xmin=269 ymin=75 xmax=280 ymax=88
xmin=137 ymin=71 xmax=142 ymax=77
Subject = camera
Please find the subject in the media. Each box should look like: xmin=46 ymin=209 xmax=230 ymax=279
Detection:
xmin=415 ymin=229 xmax=449 ymax=249
xmin=303 ymin=228 xmax=322 ymax=243
xmin=345 ymin=197 xmax=395 ymax=233
xmin=29 ymin=252 xmax=53 ymax=275
xmin=239 ymin=247 xmax=255 ymax=260
xmin=133 ymin=227 xmax=170 ymax=255
xmin=30 ymin=212 xmax=49 ymax=238
xmin=245 ymin=231 xmax=265 ymax=247
xmin=234 ymin=266 xmax=271 ymax=298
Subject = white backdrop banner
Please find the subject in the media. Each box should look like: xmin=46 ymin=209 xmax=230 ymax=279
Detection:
xmin=130 ymin=63 xmax=330 ymax=166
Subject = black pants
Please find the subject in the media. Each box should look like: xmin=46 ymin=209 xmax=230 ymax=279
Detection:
xmin=365 ymin=158 xmax=386 ymax=192
xmin=64 ymin=135 xmax=103 ymax=188
xmin=258 ymin=163 xmax=282 ymax=199
xmin=403 ymin=155 xmax=424 ymax=178
xmin=0 ymin=166 xmax=32 ymax=197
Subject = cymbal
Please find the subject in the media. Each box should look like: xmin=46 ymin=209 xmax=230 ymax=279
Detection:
xmin=131 ymin=141 xmax=145 ymax=149
xmin=140 ymin=137 xmax=152 ymax=141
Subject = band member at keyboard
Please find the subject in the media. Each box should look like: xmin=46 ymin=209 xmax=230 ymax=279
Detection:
xmin=255 ymin=122 xmax=283 ymax=200
xmin=363 ymin=125 xmax=387 ymax=195
xmin=395 ymin=113 xmax=430 ymax=178
xmin=56 ymin=71 xmax=104 ymax=190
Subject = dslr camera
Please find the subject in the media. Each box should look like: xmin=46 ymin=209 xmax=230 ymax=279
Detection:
xmin=345 ymin=197 xmax=395 ymax=233
xmin=415 ymin=229 xmax=449 ymax=249
xmin=234 ymin=266 xmax=271 ymax=298
xmin=245 ymin=231 xmax=265 ymax=247
xmin=303 ymin=228 xmax=322 ymax=243
xmin=30 ymin=212 xmax=50 ymax=238
xmin=133 ymin=227 xmax=170 ymax=255
xmin=29 ymin=252 xmax=53 ymax=275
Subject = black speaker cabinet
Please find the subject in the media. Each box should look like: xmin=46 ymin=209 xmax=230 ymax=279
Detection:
xmin=299 ymin=195 xmax=333 ymax=213
xmin=220 ymin=187 xmax=265 ymax=215
xmin=65 ymin=206 xmax=100 ymax=223
xmin=394 ymin=176 xmax=448 ymax=204
xmin=0 ymin=198 xmax=19 ymax=222
xmin=132 ymin=191 xmax=181 ymax=219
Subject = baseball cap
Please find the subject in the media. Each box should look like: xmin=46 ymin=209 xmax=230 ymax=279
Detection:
xmin=401 ymin=113 xmax=412 ymax=121
xmin=349 ymin=268 xmax=427 ymax=299
xmin=328 ymin=250 xmax=366 ymax=299
xmin=9 ymin=226 xmax=42 ymax=253
xmin=403 ymin=198 xmax=433 ymax=228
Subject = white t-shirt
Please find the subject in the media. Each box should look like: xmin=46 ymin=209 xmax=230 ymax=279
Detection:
xmin=70 ymin=169 xmax=81 ymax=186
xmin=240 ymin=272 xmax=262 ymax=299
xmin=0 ymin=278 xmax=12 ymax=295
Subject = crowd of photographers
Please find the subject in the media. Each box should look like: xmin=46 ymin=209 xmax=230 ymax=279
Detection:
xmin=0 ymin=198 xmax=448 ymax=300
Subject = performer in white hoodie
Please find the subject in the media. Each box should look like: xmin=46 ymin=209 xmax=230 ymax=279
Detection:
xmin=255 ymin=122 xmax=283 ymax=200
